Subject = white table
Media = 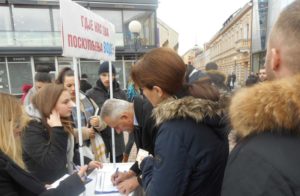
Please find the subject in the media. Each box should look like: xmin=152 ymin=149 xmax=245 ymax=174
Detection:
xmin=81 ymin=163 xmax=134 ymax=196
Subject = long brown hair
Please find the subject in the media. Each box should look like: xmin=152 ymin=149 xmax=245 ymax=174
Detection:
xmin=0 ymin=93 xmax=28 ymax=169
xmin=55 ymin=67 xmax=74 ymax=84
xmin=31 ymin=83 xmax=73 ymax=135
xmin=187 ymin=77 xmax=220 ymax=101
xmin=131 ymin=48 xmax=186 ymax=95
xmin=131 ymin=47 xmax=219 ymax=101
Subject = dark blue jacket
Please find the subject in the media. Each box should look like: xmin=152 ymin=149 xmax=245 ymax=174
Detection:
xmin=141 ymin=97 xmax=229 ymax=196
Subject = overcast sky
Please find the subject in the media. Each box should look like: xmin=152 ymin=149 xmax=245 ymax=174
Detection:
xmin=157 ymin=0 xmax=250 ymax=55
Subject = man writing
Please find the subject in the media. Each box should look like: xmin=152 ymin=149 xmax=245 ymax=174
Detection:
xmin=100 ymin=97 xmax=157 ymax=195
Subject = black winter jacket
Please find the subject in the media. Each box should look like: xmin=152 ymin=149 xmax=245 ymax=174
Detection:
xmin=129 ymin=96 xmax=157 ymax=175
xmin=0 ymin=150 xmax=85 ymax=196
xmin=222 ymin=74 xmax=300 ymax=196
xmin=86 ymin=79 xmax=127 ymax=158
xmin=141 ymin=96 xmax=229 ymax=196
xmin=22 ymin=120 xmax=69 ymax=183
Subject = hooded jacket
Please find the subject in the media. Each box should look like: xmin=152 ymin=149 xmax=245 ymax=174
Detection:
xmin=86 ymin=79 xmax=127 ymax=158
xmin=222 ymin=74 xmax=300 ymax=196
xmin=141 ymin=96 xmax=229 ymax=196
xmin=129 ymin=96 xmax=158 ymax=177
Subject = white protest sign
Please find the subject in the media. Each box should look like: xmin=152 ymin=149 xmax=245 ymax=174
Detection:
xmin=60 ymin=0 xmax=115 ymax=61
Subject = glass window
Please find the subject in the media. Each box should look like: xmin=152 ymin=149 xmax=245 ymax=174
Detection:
xmin=13 ymin=7 xmax=51 ymax=31
xmin=51 ymin=9 xmax=61 ymax=46
xmin=123 ymin=11 xmax=155 ymax=49
xmin=0 ymin=6 xmax=14 ymax=46
xmin=0 ymin=60 xmax=9 ymax=93
xmin=125 ymin=61 xmax=134 ymax=88
xmin=80 ymin=60 xmax=100 ymax=86
xmin=93 ymin=10 xmax=123 ymax=33
xmin=0 ymin=6 xmax=12 ymax=31
xmin=12 ymin=7 xmax=55 ymax=46
xmin=93 ymin=10 xmax=124 ymax=46
xmin=52 ymin=9 xmax=60 ymax=31
xmin=34 ymin=57 xmax=56 ymax=71
xmin=7 ymin=57 xmax=33 ymax=94
xmin=57 ymin=57 xmax=73 ymax=71
xmin=114 ymin=61 xmax=124 ymax=89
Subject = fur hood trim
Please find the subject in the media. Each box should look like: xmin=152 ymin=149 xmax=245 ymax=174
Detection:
xmin=153 ymin=96 xmax=227 ymax=126
xmin=230 ymin=74 xmax=300 ymax=138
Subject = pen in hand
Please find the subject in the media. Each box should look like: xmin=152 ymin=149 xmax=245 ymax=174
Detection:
xmin=114 ymin=168 xmax=119 ymax=179
xmin=112 ymin=167 xmax=119 ymax=185
xmin=72 ymin=162 xmax=87 ymax=181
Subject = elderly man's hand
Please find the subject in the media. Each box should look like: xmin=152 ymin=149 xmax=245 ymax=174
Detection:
xmin=117 ymin=177 xmax=139 ymax=195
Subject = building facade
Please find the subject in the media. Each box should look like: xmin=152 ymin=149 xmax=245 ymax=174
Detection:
xmin=157 ymin=18 xmax=179 ymax=52
xmin=204 ymin=2 xmax=252 ymax=85
xmin=182 ymin=46 xmax=202 ymax=65
xmin=0 ymin=0 xmax=158 ymax=95
xmin=251 ymin=0 xmax=268 ymax=73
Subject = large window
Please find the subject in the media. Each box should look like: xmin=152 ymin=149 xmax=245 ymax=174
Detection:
xmin=0 ymin=6 xmax=14 ymax=46
xmin=12 ymin=7 xmax=54 ymax=46
xmin=93 ymin=10 xmax=123 ymax=32
xmin=123 ymin=11 xmax=155 ymax=48
xmin=0 ymin=6 xmax=12 ymax=31
xmin=125 ymin=61 xmax=134 ymax=88
xmin=114 ymin=61 xmax=124 ymax=89
xmin=13 ymin=8 xmax=51 ymax=31
xmin=7 ymin=57 xmax=33 ymax=94
xmin=80 ymin=60 xmax=100 ymax=86
xmin=52 ymin=9 xmax=62 ymax=46
xmin=34 ymin=57 xmax=56 ymax=72
xmin=93 ymin=10 xmax=124 ymax=46
xmin=57 ymin=57 xmax=73 ymax=71
xmin=0 ymin=58 xmax=9 ymax=93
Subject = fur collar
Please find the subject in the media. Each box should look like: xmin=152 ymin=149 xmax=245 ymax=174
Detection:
xmin=230 ymin=74 xmax=300 ymax=138
xmin=153 ymin=96 xmax=228 ymax=126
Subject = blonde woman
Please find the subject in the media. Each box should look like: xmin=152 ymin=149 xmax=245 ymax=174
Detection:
xmin=0 ymin=92 xmax=87 ymax=196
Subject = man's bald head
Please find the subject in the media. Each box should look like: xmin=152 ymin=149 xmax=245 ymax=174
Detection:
xmin=265 ymin=1 xmax=300 ymax=80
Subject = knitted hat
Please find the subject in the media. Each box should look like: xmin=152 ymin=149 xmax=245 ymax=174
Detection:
xmin=98 ymin=61 xmax=116 ymax=75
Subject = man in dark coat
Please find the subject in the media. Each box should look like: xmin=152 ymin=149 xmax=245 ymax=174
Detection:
xmin=231 ymin=72 xmax=236 ymax=88
xmin=245 ymin=72 xmax=258 ymax=86
xmin=80 ymin=73 xmax=92 ymax=93
xmin=185 ymin=62 xmax=207 ymax=84
xmin=100 ymin=97 xmax=157 ymax=195
xmin=205 ymin=62 xmax=228 ymax=92
xmin=86 ymin=61 xmax=126 ymax=162
xmin=222 ymin=2 xmax=300 ymax=195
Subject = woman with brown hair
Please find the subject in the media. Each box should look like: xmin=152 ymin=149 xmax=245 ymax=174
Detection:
xmin=56 ymin=67 xmax=107 ymax=162
xmin=22 ymin=83 xmax=101 ymax=184
xmin=130 ymin=48 xmax=229 ymax=196
xmin=0 ymin=92 xmax=87 ymax=196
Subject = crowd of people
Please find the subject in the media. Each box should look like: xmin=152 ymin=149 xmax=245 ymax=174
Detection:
xmin=1 ymin=1 xmax=300 ymax=196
